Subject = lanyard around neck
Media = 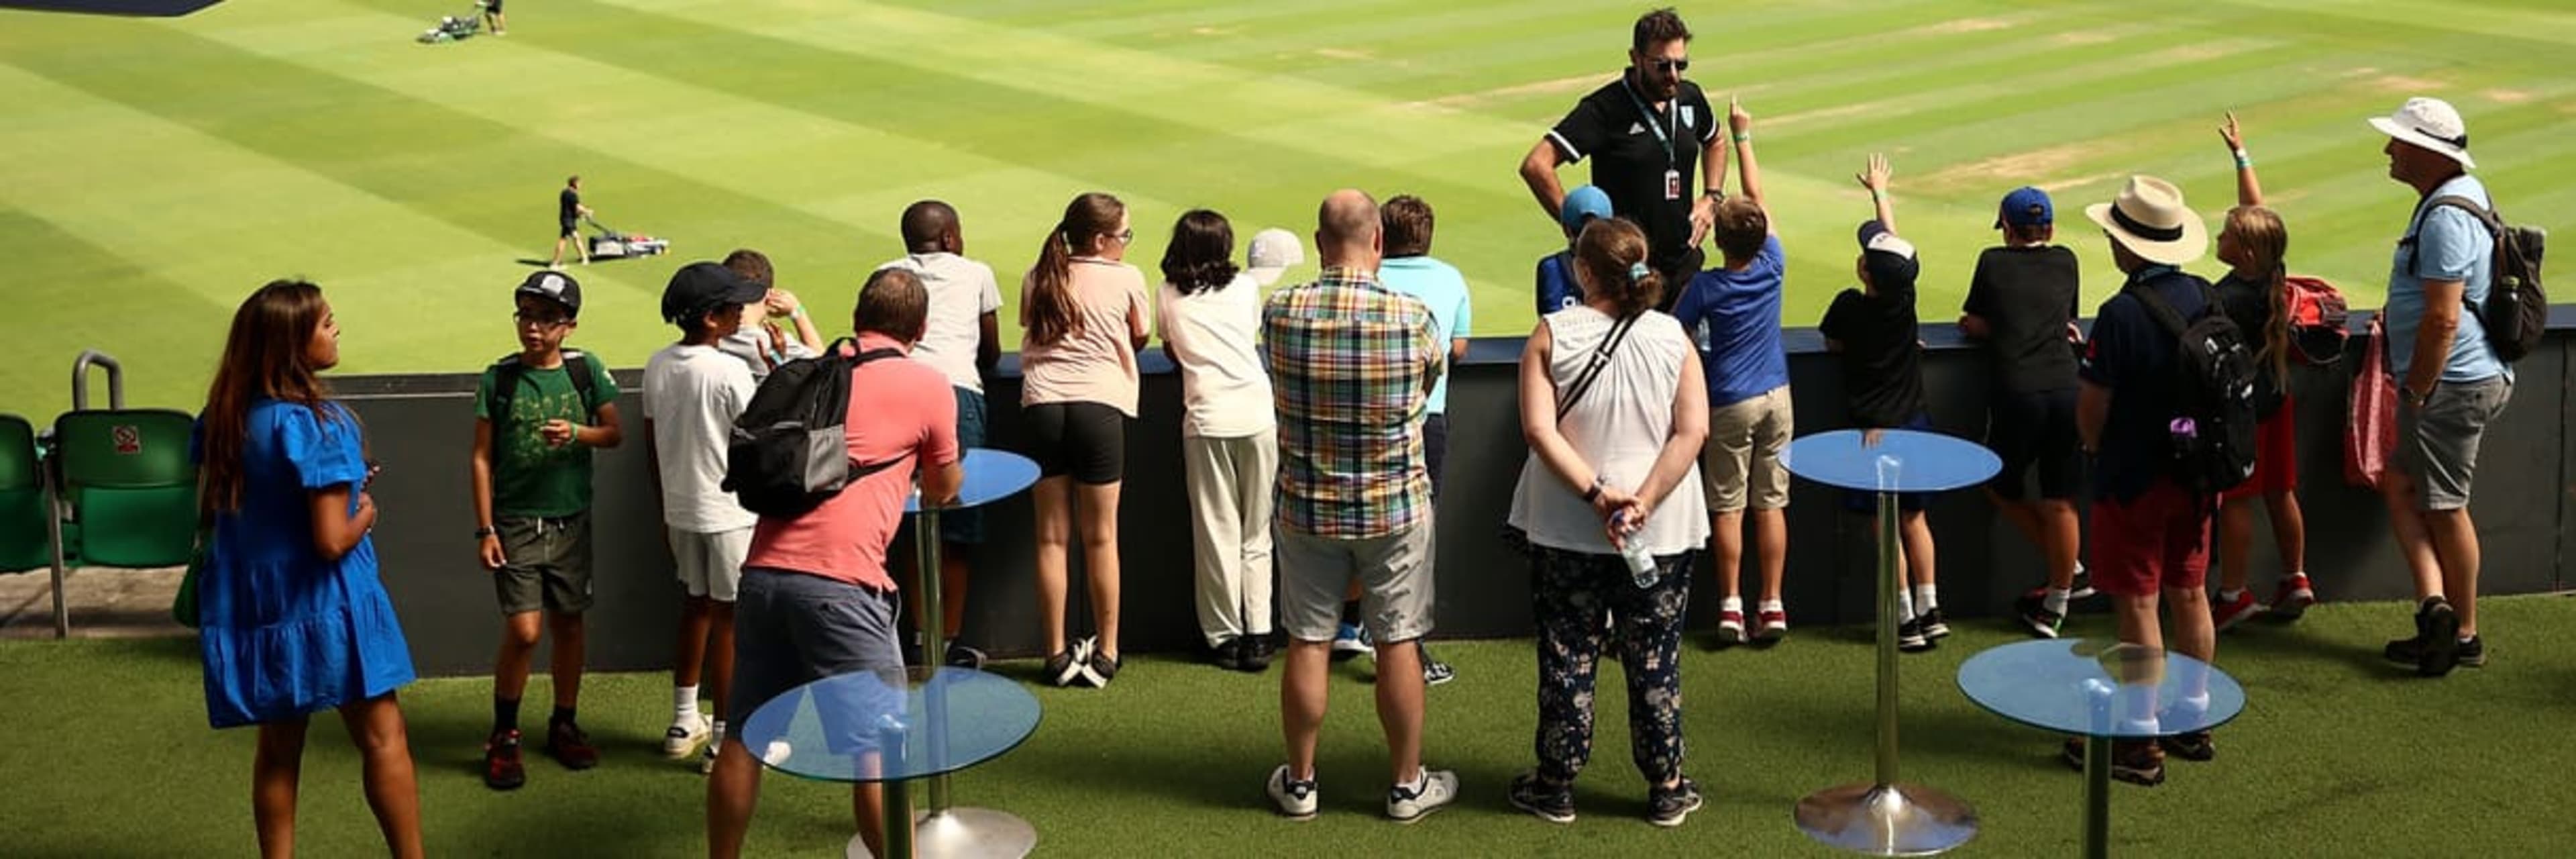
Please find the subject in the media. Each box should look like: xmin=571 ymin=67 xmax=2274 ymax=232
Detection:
xmin=1621 ymin=74 xmax=1676 ymax=166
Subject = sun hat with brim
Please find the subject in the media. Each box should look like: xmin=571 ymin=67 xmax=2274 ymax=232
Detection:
xmin=2084 ymin=175 xmax=2208 ymax=266
xmin=1244 ymin=228 xmax=1305 ymax=287
xmin=2367 ymin=97 xmax=2475 ymax=169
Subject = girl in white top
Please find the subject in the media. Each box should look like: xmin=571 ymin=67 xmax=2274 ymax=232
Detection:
xmin=1019 ymin=192 xmax=1151 ymax=689
xmin=1504 ymin=217 xmax=1712 ymax=822
xmin=1154 ymin=209 xmax=1280 ymax=671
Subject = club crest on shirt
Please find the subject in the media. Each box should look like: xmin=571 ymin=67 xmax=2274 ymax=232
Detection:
xmin=1681 ymin=106 xmax=1696 ymax=128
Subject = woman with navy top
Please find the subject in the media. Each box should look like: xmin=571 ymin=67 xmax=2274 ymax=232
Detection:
xmin=195 ymin=280 xmax=422 ymax=858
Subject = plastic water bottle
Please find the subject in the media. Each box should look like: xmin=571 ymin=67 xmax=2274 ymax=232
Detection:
xmin=1615 ymin=511 xmax=1658 ymax=589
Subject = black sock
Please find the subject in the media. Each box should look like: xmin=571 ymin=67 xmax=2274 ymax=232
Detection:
xmin=494 ymin=697 xmax=521 ymax=734
xmin=551 ymin=705 xmax=576 ymax=728
xmin=1340 ymin=601 xmax=1361 ymax=625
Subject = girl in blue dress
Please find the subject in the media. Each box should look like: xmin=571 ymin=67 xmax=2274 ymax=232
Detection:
xmin=195 ymin=280 xmax=423 ymax=858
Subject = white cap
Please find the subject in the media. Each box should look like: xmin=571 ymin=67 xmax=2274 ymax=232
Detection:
xmin=2368 ymin=97 xmax=2475 ymax=169
xmin=1244 ymin=228 xmax=1304 ymax=287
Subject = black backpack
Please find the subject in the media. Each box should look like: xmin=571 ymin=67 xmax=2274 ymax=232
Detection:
xmin=489 ymin=350 xmax=602 ymax=429
xmin=2408 ymin=195 xmax=2547 ymax=363
xmin=2126 ymin=278 xmax=2259 ymax=497
xmin=722 ymin=339 xmax=912 ymax=518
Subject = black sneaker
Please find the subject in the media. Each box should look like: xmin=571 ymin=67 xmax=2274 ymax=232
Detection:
xmin=2418 ymin=599 xmax=2461 ymax=676
xmin=1075 ymin=640 xmax=1122 ymax=689
xmin=1421 ymin=644 xmax=1456 ymax=687
xmin=2158 ymin=731 xmax=2216 ymax=762
xmin=2457 ymin=634 xmax=2487 ymax=668
xmin=1042 ymin=642 xmax=1087 ymax=688
xmin=1918 ymin=607 xmax=1951 ymax=640
xmin=2383 ymin=599 xmax=2435 ymax=665
xmin=2016 ymin=592 xmax=2064 ymax=640
xmin=1240 ymin=634 xmax=1277 ymax=672
xmin=944 ymin=642 xmax=987 ymax=670
xmin=1506 ymin=772 xmax=1575 ymax=824
xmin=2069 ymin=568 xmax=2097 ymax=600
xmin=543 ymin=719 xmax=599 ymax=770
xmin=2062 ymin=738 xmax=2164 ymax=787
xmin=482 ymin=728 xmax=526 ymax=791
xmin=1897 ymin=618 xmax=1935 ymax=653
xmin=1646 ymin=776 xmax=1704 ymax=827
xmin=1205 ymin=636 xmax=1244 ymax=671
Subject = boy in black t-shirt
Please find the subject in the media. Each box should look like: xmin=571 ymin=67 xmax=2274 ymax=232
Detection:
xmin=1817 ymin=154 xmax=1941 ymax=653
xmin=1959 ymin=187 xmax=2092 ymax=638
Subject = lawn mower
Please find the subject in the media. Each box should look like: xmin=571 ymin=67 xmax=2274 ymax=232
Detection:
xmin=584 ymin=215 xmax=672 ymax=260
xmin=417 ymin=2 xmax=486 ymax=44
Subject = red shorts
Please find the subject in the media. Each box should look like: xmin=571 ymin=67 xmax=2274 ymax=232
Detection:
xmin=2090 ymin=478 xmax=2212 ymax=597
xmin=2220 ymin=395 xmax=2298 ymax=501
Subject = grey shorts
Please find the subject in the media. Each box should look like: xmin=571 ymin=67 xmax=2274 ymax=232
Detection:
xmin=668 ymin=526 xmax=751 ymax=602
xmin=2396 ymin=375 xmax=2511 ymax=511
xmin=494 ymin=513 xmax=593 ymax=615
xmin=727 ymin=567 xmax=905 ymax=740
xmin=1276 ymin=517 xmax=1436 ymax=644
xmin=1702 ymin=385 xmax=1794 ymax=513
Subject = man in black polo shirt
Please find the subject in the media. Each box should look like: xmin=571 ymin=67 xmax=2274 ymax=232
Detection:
xmin=1518 ymin=7 xmax=1725 ymax=302
xmin=551 ymin=175 xmax=593 ymax=269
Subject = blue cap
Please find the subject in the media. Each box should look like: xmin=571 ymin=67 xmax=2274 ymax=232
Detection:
xmin=1996 ymin=186 xmax=2053 ymax=229
xmin=1560 ymin=185 xmax=1613 ymax=234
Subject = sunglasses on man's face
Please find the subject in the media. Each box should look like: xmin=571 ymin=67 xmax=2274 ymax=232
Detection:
xmin=1646 ymin=58 xmax=1689 ymax=74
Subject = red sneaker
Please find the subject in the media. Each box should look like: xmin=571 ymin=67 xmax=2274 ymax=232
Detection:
xmin=1754 ymin=609 xmax=1788 ymax=642
xmin=2269 ymin=574 xmax=2316 ymax=620
xmin=544 ymin=720 xmax=600 ymax=771
xmin=2211 ymin=589 xmax=2263 ymax=631
xmin=483 ymin=729 xmax=526 ymax=791
xmin=1715 ymin=609 xmax=1746 ymax=646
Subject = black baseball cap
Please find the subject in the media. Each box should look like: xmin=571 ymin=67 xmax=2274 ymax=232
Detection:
xmin=1856 ymin=219 xmax=1921 ymax=290
xmin=515 ymin=270 xmax=583 ymax=319
xmin=660 ymin=260 xmax=768 ymax=323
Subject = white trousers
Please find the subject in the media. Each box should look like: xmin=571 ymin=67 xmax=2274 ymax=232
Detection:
xmin=1183 ymin=430 xmax=1277 ymax=646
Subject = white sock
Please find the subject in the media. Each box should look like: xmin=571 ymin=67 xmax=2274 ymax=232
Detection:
xmin=2218 ymin=588 xmax=2245 ymax=602
xmin=2043 ymin=588 xmax=2071 ymax=615
xmin=1896 ymin=591 xmax=1917 ymax=624
xmin=674 ymin=686 xmax=700 ymax=724
xmin=1721 ymin=595 xmax=1743 ymax=614
xmin=1397 ymin=768 xmax=1427 ymax=793
xmin=1913 ymin=585 xmax=1939 ymax=612
xmin=710 ymin=720 xmax=726 ymax=744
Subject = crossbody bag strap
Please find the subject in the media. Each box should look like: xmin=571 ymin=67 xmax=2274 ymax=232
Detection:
xmin=1557 ymin=312 xmax=1642 ymax=421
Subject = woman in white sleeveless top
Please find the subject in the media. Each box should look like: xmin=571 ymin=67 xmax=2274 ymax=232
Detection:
xmin=1504 ymin=217 xmax=1712 ymax=826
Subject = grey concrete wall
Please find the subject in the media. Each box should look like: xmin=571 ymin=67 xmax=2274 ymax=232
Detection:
xmin=341 ymin=315 xmax=2572 ymax=676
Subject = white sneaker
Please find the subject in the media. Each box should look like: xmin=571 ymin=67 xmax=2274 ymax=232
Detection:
xmin=1386 ymin=768 xmax=1458 ymax=823
xmin=1267 ymin=764 xmax=1318 ymax=821
xmin=663 ymin=713 xmax=711 ymax=760
xmin=698 ymin=724 xmax=725 ymax=774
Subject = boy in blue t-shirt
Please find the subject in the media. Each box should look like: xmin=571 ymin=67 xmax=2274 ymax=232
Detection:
xmin=470 ymin=270 xmax=624 ymax=791
xmin=1535 ymin=185 xmax=1611 ymax=316
xmin=1667 ymin=97 xmax=1794 ymax=648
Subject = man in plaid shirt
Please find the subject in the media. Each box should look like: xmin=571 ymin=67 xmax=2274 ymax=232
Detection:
xmin=1260 ymin=189 xmax=1458 ymax=823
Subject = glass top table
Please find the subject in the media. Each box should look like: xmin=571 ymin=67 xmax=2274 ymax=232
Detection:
xmin=1783 ymin=428 xmax=2002 ymax=493
xmin=739 ymin=667 xmax=1042 ymax=784
xmin=908 ymin=448 xmax=1040 ymax=513
xmin=1956 ymin=640 xmax=2246 ymax=858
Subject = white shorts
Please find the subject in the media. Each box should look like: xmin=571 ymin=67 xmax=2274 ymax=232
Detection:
xmin=668 ymin=527 xmax=751 ymax=602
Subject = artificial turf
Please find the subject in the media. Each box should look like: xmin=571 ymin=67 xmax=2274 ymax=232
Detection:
xmin=5 ymin=594 xmax=2572 ymax=856
xmin=6 ymin=1 xmax=2574 ymax=417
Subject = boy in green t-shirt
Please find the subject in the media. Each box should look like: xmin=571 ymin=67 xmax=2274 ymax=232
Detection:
xmin=470 ymin=270 xmax=624 ymax=791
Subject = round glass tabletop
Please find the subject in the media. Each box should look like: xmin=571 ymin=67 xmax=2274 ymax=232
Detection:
xmin=908 ymin=448 xmax=1040 ymax=513
xmin=1956 ymin=639 xmax=2246 ymax=739
xmin=1782 ymin=429 xmax=2001 ymax=493
xmin=737 ymin=667 xmax=1042 ymax=782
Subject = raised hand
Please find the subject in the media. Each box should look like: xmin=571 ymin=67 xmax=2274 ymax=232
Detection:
xmin=2220 ymin=111 xmax=2245 ymax=151
xmin=1728 ymin=95 xmax=1752 ymax=135
xmin=1856 ymin=153 xmax=1891 ymax=193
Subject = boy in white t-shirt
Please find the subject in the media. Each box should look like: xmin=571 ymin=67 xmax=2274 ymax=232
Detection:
xmin=873 ymin=200 xmax=1006 ymax=667
xmin=642 ymin=262 xmax=767 ymax=774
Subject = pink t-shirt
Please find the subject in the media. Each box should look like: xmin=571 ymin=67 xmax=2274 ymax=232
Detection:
xmin=1020 ymin=258 xmax=1149 ymax=415
xmin=744 ymin=334 xmax=959 ymax=591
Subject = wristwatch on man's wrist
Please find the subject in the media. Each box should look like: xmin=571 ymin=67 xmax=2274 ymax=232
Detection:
xmin=474 ymin=525 xmax=496 ymax=540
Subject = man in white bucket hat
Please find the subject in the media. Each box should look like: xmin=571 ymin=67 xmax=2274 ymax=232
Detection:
xmin=2069 ymin=175 xmax=2220 ymax=784
xmin=2370 ymin=96 xmax=2510 ymax=678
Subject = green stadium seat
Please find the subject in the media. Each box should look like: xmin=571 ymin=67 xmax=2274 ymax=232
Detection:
xmin=0 ymin=414 xmax=54 ymax=574
xmin=51 ymin=409 xmax=197 ymax=569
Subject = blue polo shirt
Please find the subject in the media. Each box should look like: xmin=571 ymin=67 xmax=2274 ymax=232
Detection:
xmin=1379 ymin=255 xmax=1472 ymax=413
xmin=1670 ymin=235 xmax=1790 ymax=407
xmin=1535 ymin=251 xmax=1581 ymax=317
xmin=2385 ymin=174 xmax=2507 ymax=384
xmin=2080 ymin=264 xmax=2212 ymax=503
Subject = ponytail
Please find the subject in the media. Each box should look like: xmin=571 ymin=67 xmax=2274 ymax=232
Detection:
xmin=1026 ymin=192 xmax=1125 ymax=347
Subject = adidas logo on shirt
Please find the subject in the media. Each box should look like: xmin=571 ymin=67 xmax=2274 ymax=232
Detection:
xmin=1629 ymin=122 xmax=1646 ymax=134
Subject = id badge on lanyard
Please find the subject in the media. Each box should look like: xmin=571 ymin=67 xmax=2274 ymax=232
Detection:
xmin=1625 ymin=82 xmax=1682 ymax=201
xmin=1665 ymin=168 xmax=1682 ymax=201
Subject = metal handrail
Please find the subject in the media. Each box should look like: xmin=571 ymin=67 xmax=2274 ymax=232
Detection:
xmin=70 ymin=350 xmax=124 ymax=412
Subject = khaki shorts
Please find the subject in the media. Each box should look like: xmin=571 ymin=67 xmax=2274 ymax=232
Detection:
xmin=1701 ymin=385 xmax=1793 ymax=513
xmin=668 ymin=526 xmax=751 ymax=602
xmin=494 ymin=513 xmax=592 ymax=615
xmin=1276 ymin=517 xmax=1435 ymax=644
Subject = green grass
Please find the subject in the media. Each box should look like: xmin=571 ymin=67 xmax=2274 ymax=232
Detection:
xmin=4 ymin=0 xmax=2573 ymax=418
xmin=6 ymin=595 xmax=2575 ymax=856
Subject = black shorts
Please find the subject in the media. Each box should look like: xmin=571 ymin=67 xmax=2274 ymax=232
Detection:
xmin=1986 ymin=387 xmax=2082 ymax=501
xmin=484 ymin=0 xmax=503 ymax=13
xmin=1423 ymin=411 xmax=1448 ymax=500
xmin=1024 ymin=401 xmax=1127 ymax=485
xmin=559 ymin=218 xmax=577 ymax=238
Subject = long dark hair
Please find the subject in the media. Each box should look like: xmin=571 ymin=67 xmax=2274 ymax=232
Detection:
xmin=1160 ymin=209 xmax=1239 ymax=295
xmin=2226 ymin=205 xmax=2292 ymax=386
xmin=200 ymin=279 xmax=339 ymax=516
xmin=1027 ymin=193 xmax=1124 ymax=346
